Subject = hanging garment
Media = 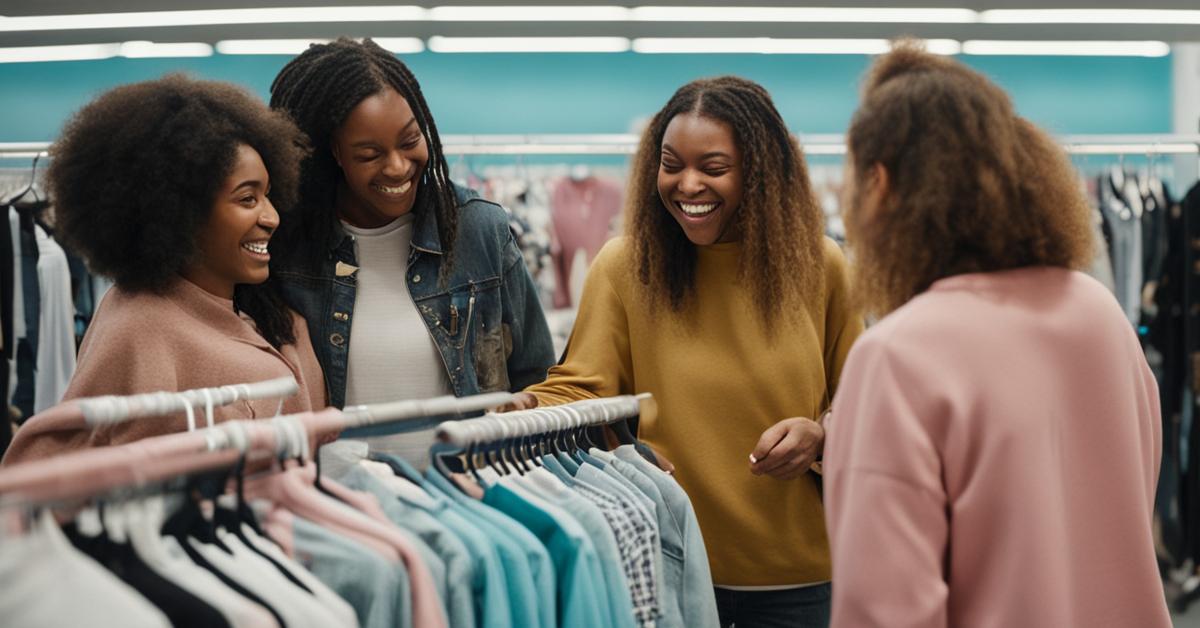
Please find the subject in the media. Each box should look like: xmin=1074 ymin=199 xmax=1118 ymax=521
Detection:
xmin=32 ymin=224 xmax=76 ymax=415
xmin=485 ymin=477 xmax=610 ymax=628
xmin=550 ymin=176 xmax=623 ymax=308
xmin=0 ymin=204 xmax=13 ymax=458
xmin=1098 ymin=169 xmax=1145 ymax=324
xmin=613 ymin=444 xmax=720 ymax=628
xmin=0 ymin=511 xmax=171 ymax=628
xmin=63 ymin=522 xmax=233 ymax=628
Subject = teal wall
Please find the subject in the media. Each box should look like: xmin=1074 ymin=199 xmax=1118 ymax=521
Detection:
xmin=0 ymin=51 xmax=1173 ymax=142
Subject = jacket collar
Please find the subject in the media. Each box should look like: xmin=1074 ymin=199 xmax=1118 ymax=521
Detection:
xmin=326 ymin=186 xmax=443 ymax=256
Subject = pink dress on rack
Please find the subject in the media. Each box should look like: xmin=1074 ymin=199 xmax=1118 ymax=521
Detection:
xmin=824 ymin=267 xmax=1170 ymax=628
xmin=550 ymin=176 xmax=622 ymax=309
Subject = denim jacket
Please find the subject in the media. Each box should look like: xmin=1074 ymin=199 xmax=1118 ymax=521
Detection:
xmin=273 ymin=185 xmax=555 ymax=409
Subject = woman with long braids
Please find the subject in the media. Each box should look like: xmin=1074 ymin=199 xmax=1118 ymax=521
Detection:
xmin=518 ymin=76 xmax=863 ymax=627
xmin=267 ymin=38 xmax=554 ymax=466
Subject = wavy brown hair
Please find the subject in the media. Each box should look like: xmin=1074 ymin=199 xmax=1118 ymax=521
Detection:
xmin=628 ymin=76 xmax=825 ymax=327
xmin=844 ymin=41 xmax=1093 ymax=317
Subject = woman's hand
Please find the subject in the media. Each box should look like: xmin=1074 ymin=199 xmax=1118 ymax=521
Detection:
xmin=749 ymin=417 xmax=824 ymax=480
xmin=494 ymin=392 xmax=539 ymax=413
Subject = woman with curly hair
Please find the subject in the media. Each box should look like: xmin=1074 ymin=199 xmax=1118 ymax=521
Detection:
xmin=3 ymin=74 xmax=326 ymax=465
xmin=823 ymin=43 xmax=1170 ymax=627
xmin=266 ymin=38 xmax=554 ymax=466
xmin=518 ymin=76 xmax=863 ymax=627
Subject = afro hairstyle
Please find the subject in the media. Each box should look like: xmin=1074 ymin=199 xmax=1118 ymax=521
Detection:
xmin=48 ymin=73 xmax=308 ymax=293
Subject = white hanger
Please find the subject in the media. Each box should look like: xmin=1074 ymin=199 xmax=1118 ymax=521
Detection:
xmin=201 ymin=388 xmax=216 ymax=430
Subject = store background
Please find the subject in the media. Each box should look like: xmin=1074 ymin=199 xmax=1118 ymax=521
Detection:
xmin=1 ymin=2 xmax=1199 ymax=624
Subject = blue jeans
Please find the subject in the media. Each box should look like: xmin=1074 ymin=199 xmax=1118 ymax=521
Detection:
xmin=715 ymin=584 xmax=831 ymax=628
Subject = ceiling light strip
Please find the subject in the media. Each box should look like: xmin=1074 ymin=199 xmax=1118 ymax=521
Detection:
xmin=428 ymin=36 xmax=630 ymax=53
xmin=961 ymin=40 xmax=1170 ymax=57
xmin=980 ymin=9 xmax=1200 ymax=25
xmin=215 ymin=39 xmax=330 ymax=55
xmin=631 ymin=38 xmax=960 ymax=55
xmin=0 ymin=6 xmax=429 ymax=32
xmin=631 ymin=6 xmax=977 ymax=23
xmin=119 ymin=41 xmax=212 ymax=58
xmin=429 ymin=6 xmax=631 ymax=21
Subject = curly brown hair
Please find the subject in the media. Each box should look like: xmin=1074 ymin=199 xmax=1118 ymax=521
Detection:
xmin=628 ymin=76 xmax=825 ymax=327
xmin=47 ymin=73 xmax=309 ymax=347
xmin=844 ymin=41 xmax=1094 ymax=317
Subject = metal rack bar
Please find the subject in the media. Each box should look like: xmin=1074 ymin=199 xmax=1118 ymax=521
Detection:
xmin=4 ymin=134 xmax=1200 ymax=158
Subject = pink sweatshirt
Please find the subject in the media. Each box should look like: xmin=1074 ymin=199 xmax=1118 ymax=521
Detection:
xmin=825 ymin=267 xmax=1169 ymax=628
xmin=3 ymin=277 xmax=327 ymax=465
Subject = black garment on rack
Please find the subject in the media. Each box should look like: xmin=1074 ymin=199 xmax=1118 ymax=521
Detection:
xmin=1178 ymin=182 xmax=1200 ymax=567
xmin=63 ymin=523 xmax=233 ymax=628
xmin=0 ymin=205 xmax=13 ymax=458
xmin=1149 ymin=182 xmax=1186 ymax=563
xmin=11 ymin=202 xmax=41 ymax=422
xmin=163 ymin=489 xmax=290 ymax=628
xmin=214 ymin=505 xmax=315 ymax=595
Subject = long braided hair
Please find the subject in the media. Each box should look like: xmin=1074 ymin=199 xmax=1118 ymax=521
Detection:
xmin=268 ymin=38 xmax=459 ymax=273
xmin=627 ymin=76 xmax=825 ymax=329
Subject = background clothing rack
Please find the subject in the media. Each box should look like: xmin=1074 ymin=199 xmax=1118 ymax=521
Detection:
xmin=3 ymin=133 xmax=1200 ymax=159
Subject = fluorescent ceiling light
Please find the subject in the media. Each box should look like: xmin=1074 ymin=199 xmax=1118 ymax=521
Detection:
xmin=631 ymin=6 xmax=977 ymax=23
xmin=980 ymin=9 xmax=1200 ymax=25
xmin=373 ymin=38 xmax=426 ymax=53
xmin=430 ymin=5 xmax=630 ymax=21
xmin=633 ymin=38 xmax=959 ymax=55
xmin=216 ymin=39 xmax=330 ymax=55
xmin=0 ymin=6 xmax=429 ymax=32
xmin=0 ymin=43 xmax=120 ymax=62
xmin=119 ymin=41 xmax=212 ymax=58
xmin=961 ymin=40 xmax=1170 ymax=57
xmin=1066 ymin=143 xmax=1199 ymax=155
xmin=428 ymin=36 xmax=630 ymax=53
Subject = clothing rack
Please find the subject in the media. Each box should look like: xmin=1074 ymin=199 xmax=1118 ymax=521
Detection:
xmin=0 ymin=389 xmax=514 ymax=507
xmin=436 ymin=392 xmax=651 ymax=448
xmin=342 ymin=391 xmax=514 ymax=428
xmin=79 ymin=376 xmax=300 ymax=425
xmin=5 ymin=134 xmax=1200 ymax=158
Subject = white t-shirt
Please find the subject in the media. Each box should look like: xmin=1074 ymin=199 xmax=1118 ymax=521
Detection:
xmin=342 ymin=214 xmax=453 ymax=468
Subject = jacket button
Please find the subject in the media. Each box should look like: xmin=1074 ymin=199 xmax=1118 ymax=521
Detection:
xmin=413 ymin=274 xmax=422 ymax=283
xmin=333 ymin=312 xmax=349 ymax=321
xmin=330 ymin=333 xmax=346 ymax=347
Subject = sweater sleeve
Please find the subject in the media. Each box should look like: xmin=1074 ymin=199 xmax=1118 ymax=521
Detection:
xmin=824 ymin=331 xmax=949 ymax=628
xmin=4 ymin=294 xmax=179 ymax=463
xmin=525 ymin=240 xmax=634 ymax=406
xmin=821 ymin=237 xmax=864 ymax=409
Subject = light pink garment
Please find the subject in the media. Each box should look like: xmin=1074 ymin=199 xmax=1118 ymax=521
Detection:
xmin=245 ymin=460 xmax=447 ymax=628
xmin=550 ymin=176 xmax=622 ymax=308
xmin=825 ymin=267 xmax=1170 ymax=628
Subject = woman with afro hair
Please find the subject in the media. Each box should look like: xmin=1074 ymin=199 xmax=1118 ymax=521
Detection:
xmin=518 ymin=76 xmax=863 ymax=627
xmin=3 ymin=74 xmax=327 ymax=465
xmin=824 ymin=42 xmax=1170 ymax=628
xmin=266 ymin=38 xmax=554 ymax=467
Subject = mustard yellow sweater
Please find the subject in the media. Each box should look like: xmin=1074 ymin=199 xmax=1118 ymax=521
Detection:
xmin=528 ymin=236 xmax=863 ymax=586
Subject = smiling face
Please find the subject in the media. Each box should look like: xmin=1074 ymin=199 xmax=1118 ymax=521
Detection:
xmin=331 ymin=88 xmax=429 ymax=229
xmin=656 ymin=112 xmax=745 ymax=246
xmin=181 ymin=143 xmax=278 ymax=298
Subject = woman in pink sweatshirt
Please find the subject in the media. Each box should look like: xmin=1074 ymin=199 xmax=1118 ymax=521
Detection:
xmin=3 ymin=75 xmax=327 ymax=465
xmin=823 ymin=42 xmax=1171 ymax=627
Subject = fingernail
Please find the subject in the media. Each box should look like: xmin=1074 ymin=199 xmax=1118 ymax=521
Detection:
xmin=749 ymin=454 xmax=758 ymax=464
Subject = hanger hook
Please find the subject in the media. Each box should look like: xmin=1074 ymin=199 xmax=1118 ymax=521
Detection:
xmin=179 ymin=393 xmax=197 ymax=432
xmin=201 ymin=388 xmax=216 ymax=429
